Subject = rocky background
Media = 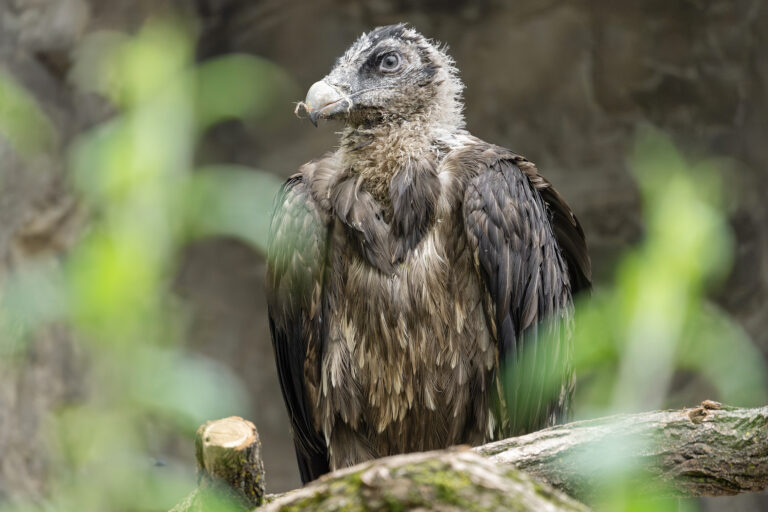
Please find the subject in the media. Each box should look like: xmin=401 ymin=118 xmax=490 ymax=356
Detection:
xmin=0 ymin=0 xmax=766 ymax=510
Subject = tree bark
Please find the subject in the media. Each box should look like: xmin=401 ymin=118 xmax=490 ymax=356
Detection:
xmin=170 ymin=403 xmax=768 ymax=511
xmin=476 ymin=401 xmax=768 ymax=500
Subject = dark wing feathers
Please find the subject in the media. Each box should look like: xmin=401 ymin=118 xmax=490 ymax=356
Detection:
xmin=517 ymin=158 xmax=592 ymax=295
xmin=463 ymin=151 xmax=590 ymax=435
xmin=266 ymin=173 xmax=330 ymax=483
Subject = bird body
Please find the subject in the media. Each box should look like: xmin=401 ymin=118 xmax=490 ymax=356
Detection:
xmin=267 ymin=24 xmax=590 ymax=483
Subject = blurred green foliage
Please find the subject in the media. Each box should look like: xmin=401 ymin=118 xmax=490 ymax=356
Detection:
xmin=0 ymin=15 xmax=764 ymax=512
xmin=566 ymin=129 xmax=767 ymax=510
xmin=572 ymin=129 xmax=766 ymax=417
xmin=0 ymin=70 xmax=57 ymax=158
xmin=1 ymin=19 xmax=290 ymax=512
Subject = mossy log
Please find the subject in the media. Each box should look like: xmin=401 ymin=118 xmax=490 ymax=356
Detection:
xmin=170 ymin=403 xmax=768 ymax=511
xmin=263 ymin=448 xmax=587 ymax=511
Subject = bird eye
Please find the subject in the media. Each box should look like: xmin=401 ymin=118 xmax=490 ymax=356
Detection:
xmin=379 ymin=52 xmax=401 ymax=73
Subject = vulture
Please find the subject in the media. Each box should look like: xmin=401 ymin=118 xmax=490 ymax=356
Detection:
xmin=267 ymin=24 xmax=591 ymax=484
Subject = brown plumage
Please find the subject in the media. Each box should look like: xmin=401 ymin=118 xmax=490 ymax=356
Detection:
xmin=267 ymin=24 xmax=591 ymax=483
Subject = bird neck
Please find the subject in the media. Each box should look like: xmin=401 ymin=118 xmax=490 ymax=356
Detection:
xmin=339 ymin=118 xmax=443 ymax=208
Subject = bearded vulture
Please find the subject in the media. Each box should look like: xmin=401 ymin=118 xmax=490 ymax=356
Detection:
xmin=267 ymin=24 xmax=591 ymax=484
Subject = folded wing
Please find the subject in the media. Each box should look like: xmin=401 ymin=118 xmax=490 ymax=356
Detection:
xmin=266 ymin=173 xmax=330 ymax=483
xmin=463 ymin=151 xmax=590 ymax=435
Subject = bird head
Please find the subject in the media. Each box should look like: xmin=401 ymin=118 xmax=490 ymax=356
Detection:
xmin=296 ymin=24 xmax=464 ymax=130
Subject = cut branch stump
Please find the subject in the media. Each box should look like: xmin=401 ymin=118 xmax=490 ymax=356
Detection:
xmin=171 ymin=416 xmax=265 ymax=512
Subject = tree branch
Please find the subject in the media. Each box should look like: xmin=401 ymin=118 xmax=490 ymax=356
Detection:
xmin=169 ymin=403 xmax=768 ymax=511
xmin=477 ymin=401 xmax=768 ymax=499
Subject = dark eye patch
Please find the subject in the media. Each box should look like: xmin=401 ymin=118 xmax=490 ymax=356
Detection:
xmin=359 ymin=45 xmax=400 ymax=75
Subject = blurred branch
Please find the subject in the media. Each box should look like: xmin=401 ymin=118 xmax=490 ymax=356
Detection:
xmin=172 ymin=402 xmax=767 ymax=511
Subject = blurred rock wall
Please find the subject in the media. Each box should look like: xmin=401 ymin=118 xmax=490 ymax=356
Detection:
xmin=0 ymin=0 xmax=766 ymax=508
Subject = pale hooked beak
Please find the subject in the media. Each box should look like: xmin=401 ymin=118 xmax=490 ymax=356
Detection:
xmin=296 ymin=81 xmax=350 ymax=126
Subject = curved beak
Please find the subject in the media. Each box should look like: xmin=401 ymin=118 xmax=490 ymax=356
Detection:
xmin=298 ymin=81 xmax=350 ymax=126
